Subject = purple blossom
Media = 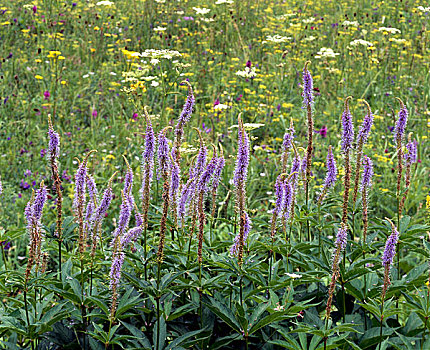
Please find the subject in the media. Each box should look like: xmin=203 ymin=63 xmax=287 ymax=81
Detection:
xmin=404 ymin=140 xmax=418 ymax=166
xmin=341 ymin=100 xmax=354 ymax=153
xmin=48 ymin=124 xmax=60 ymax=159
xmin=109 ymin=251 xmax=125 ymax=290
xmin=140 ymin=114 xmax=155 ymax=199
xmin=191 ymin=142 xmax=207 ymax=179
xmin=33 ymin=183 xmax=47 ymax=222
xmin=112 ymin=192 xmax=131 ymax=242
xmin=211 ymin=155 xmax=225 ymax=193
xmin=273 ymin=175 xmax=284 ymax=216
xmin=198 ymin=155 xmax=218 ymax=193
xmin=73 ymin=160 xmax=88 ymax=210
xmin=91 ymin=185 xmax=113 ymax=228
xmin=86 ymin=174 xmax=99 ymax=205
xmin=157 ymin=130 xmax=170 ymax=177
xmin=169 ymin=148 xmax=180 ymax=203
xmin=230 ymin=212 xmax=252 ymax=256
xmin=233 ymin=126 xmax=250 ymax=187
xmin=175 ymin=84 xmax=195 ymax=138
xmin=282 ymin=126 xmax=294 ymax=152
xmin=394 ymin=100 xmax=408 ymax=141
xmin=357 ymin=104 xmax=374 ymax=145
xmin=302 ymin=62 xmax=314 ymax=106
xmin=121 ymin=226 xmax=143 ymax=247
xmin=282 ymin=180 xmax=293 ymax=220
xmin=335 ymin=225 xmax=348 ymax=251
xmin=361 ymin=155 xmax=374 ymax=190
xmin=324 ymin=146 xmax=337 ymax=189
xmin=382 ymin=221 xmax=399 ymax=267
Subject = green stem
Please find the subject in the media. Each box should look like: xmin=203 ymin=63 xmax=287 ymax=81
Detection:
xmin=378 ymin=299 xmax=385 ymax=350
xmin=156 ymin=261 xmax=161 ymax=350
xmin=144 ymin=225 xmax=148 ymax=281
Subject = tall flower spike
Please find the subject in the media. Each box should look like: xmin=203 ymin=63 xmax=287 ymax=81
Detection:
xmin=302 ymin=61 xmax=314 ymax=107
xmin=174 ymin=81 xmax=195 ymax=162
xmin=341 ymin=96 xmax=354 ymax=153
xmin=47 ymin=115 xmax=60 ymax=160
xmin=157 ymin=127 xmax=172 ymax=181
xmin=341 ymin=97 xmax=353 ymax=226
xmin=394 ymin=98 xmax=408 ymax=217
xmin=394 ymin=98 xmax=408 ymax=142
xmin=303 ymin=61 xmax=314 ymax=203
xmin=270 ymin=174 xmax=285 ymax=240
xmin=232 ymin=116 xmax=250 ymax=265
xmin=281 ymin=119 xmax=295 ymax=173
xmin=325 ymin=223 xmax=348 ymax=321
xmin=112 ymin=190 xmax=132 ymax=244
xmin=399 ymin=134 xmax=418 ymax=216
xmin=381 ymin=218 xmax=400 ymax=299
xmin=141 ymin=106 xmax=155 ymax=232
xmin=157 ymin=127 xmax=172 ymax=265
xmin=190 ymin=128 xmax=208 ymax=180
xmin=211 ymin=146 xmax=225 ymax=217
xmin=169 ymin=149 xmax=180 ymax=225
xmin=288 ymin=144 xmax=301 ymax=225
xmin=317 ymin=145 xmax=337 ymax=205
xmin=361 ymin=155 xmax=373 ymax=244
xmin=352 ymin=101 xmax=374 ymax=205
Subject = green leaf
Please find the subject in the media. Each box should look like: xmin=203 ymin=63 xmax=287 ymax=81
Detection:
xmin=205 ymin=298 xmax=241 ymax=333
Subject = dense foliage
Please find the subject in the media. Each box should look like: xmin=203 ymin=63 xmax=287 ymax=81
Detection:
xmin=0 ymin=0 xmax=429 ymax=349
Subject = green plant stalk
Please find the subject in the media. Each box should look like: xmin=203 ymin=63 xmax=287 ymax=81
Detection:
xmin=378 ymin=298 xmax=385 ymax=350
xmin=23 ymin=287 xmax=34 ymax=350
xmin=144 ymin=225 xmax=148 ymax=281
xmin=156 ymin=261 xmax=161 ymax=350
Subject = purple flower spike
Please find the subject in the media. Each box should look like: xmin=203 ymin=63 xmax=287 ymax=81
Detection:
xmin=86 ymin=174 xmax=99 ymax=205
xmin=273 ymin=175 xmax=284 ymax=216
xmin=404 ymin=140 xmax=418 ymax=166
xmin=73 ymin=160 xmax=88 ymax=210
xmin=109 ymin=251 xmax=125 ymax=290
xmin=302 ymin=61 xmax=314 ymax=107
xmin=394 ymin=98 xmax=408 ymax=141
xmin=382 ymin=219 xmax=399 ymax=268
xmin=141 ymin=109 xmax=155 ymax=195
xmin=341 ymin=97 xmax=354 ymax=153
xmin=357 ymin=101 xmax=374 ymax=145
xmin=157 ymin=129 xmax=171 ymax=177
xmin=169 ymin=148 xmax=181 ymax=203
xmin=282 ymin=180 xmax=293 ymax=220
xmin=198 ymin=154 xmax=218 ymax=193
xmin=324 ymin=146 xmax=337 ymax=189
xmin=282 ymin=126 xmax=294 ymax=152
xmin=175 ymin=82 xmax=195 ymax=137
xmin=233 ymin=124 xmax=250 ymax=187
xmin=212 ymin=154 xmax=225 ymax=193
xmin=335 ymin=225 xmax=348 ymax=251
xmin=361 ymin=155 xmax=374 ymax=190
xmin=112 ymin=191 xmax=131 ymax=242
xmin=191 ymin=130 xmax=208 ymax=179
xmin=33 ymin=183 xmax=47 ymax=223
xmin=230 ymin=212 xmax=252 ymax=256
xmin=47 ymin=118 xmax=60 ymax=160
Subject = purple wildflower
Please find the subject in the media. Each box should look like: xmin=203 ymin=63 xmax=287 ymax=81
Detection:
xmin=191 ymin=138 xmax=207 ymax=179
xmin=361 ymin=155 xmax=374 ymax=190
xmin=394 ymin=99 xmax=408 ymax=141
xmin=47 ymin=122 xmax=60 ymax=160
xmin=141 ymin=113 xmax=155 ymax=196
xmin=169 ymin=148 xmax=180 ymax=203
xmin=273 ymin=175 xmax=284 ymax=216
xmin=112 ymin=191 xmax=131 ymax=242
xmin=404 ymin=140 xmax=418 ymax=166
xmin=73 ymin=160 xmax=88 ymax=210
xmin=157 ymin=130 xmax=170 ymax=177
xmin=282 ymin=180 xmax=293 ymax=220
xmin=175 ymin=82 xmax=195 ymax=139
xmin=357 ymin=102 xmax=374 ymax=145
xmin=109 ymin=251 xmax=125 ymax=290
xmin=302 ymin=61 xmax=314 ymax=106
xmin=290 ymin=154 xmax=301 ymax=188
xmin=230 ymin=212 xmax=252 ymax=256
xmin=121 ymin=226 xmax=144 ymax=247
xmin=282 ymin=127 xmax=294 ymax=152
xmin=92 ymin=185 xmax=113 ymax=226
xmin=86 ymin=174 xmax=99 ymax=205
xmin=335 ymin=225 xmax=348 ymax=251
xmin=212 ymin=155 xmax=225 ymax=193
xmin=198 ymin=154 xmax=218 ymax=193
xmin=33 ymin=183 xmax=47 ymax=223
xmin=318 ymin=146 xmax=337 ymax=203
xmin=233 ymin=126 xmax=250 ymax=187
xmin=341 ymin=97 xmax=354 ymax=153
xmin=382 ymin=220 xmax=399 ymax=268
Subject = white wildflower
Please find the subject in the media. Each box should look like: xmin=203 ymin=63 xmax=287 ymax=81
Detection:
xmin=263 ymin=35 xmax=292 ymax=43
xmin=235 ymin=67 xmax=257 ymax=78
xmin=349 ymin=39 xmax=373 ymax=47
xmin=315 ymin=47 xmax=340 ymax=59
xmin=378 ymin=27 xmax=401 ymax=34
xmin=342 ymin=20 xmax=360 ymax=26
xmin=193 ymin=7 xmax=211 ymax=15
xmin=96 ymin=0 xmax=114 ymax=6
